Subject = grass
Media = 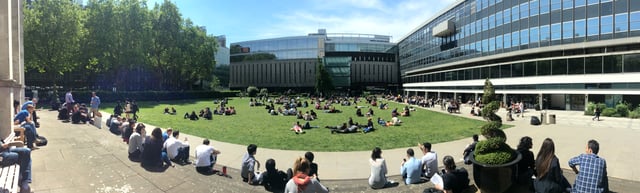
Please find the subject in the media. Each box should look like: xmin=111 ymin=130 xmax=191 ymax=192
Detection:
xmin=104 ymin=98 xmax=497 ymax=151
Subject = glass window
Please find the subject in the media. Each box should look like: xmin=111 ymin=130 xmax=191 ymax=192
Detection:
xmin=601 ymin=15 xmax=614 ymax=34
xmin=501 ymin=64 xmax=511 ymax=77
xmin=551 ymin=23 xmax=562 ymax=40
xmin=537 ymin=60 xmax=551 ymax=75
xmin=585 ymin=56 xmax=603 ymax=74
xmin=551 ymin=0 xmax=562 ymax=11
xmin=481 ymin=67 xmax=491 ymax=79
xmin=562 ymin=0 xmax=573 ymax=9
xmin=587 ymin=17 xmax=599 ymax=36
xmin=587 ymin=0 xmax=599 ymax=5
xmin=540 ymin=25 xmax=551 ymax=41
xmin=540 ymin=0 xmax=550 ymax=14
xmin=491 ymin=65 xmax=500 ymax=78
xmin=615 ymin=13 xmax=629 ymax=32
xmin=615 ymin=0 xmax=628 ymax=14
xmin=630 ymin=12 xmax=640 ymax=31
xmin=488 ymin=38 xmax=495 ymax=51
xmin=489 ymin=14 xmax=495 ymax=29
xmin=504 ymin=9 xmax=512 ymax=23
xmin=568 ymin=58 xmax=585 ymax=74
xmin=552 ymin=59 xmax=568 ymax=75
xmin=504 ymin=33 xmax=512 ymax=48
xmin=563 ymin=21 xmax=574 ymax=39
xmin=482 ymin=39 xmax=488 ymax=52
xmin=524 ymin=62 xmax=537 ymax=76
xmin=601 ymin=2 xmax=613 ymax=16
xmin=521 ymin=3 xmax=529 ymax=19
xmin=604 ymin=55 xmax=623 ymax=73
xmin=482 ymin=17 xmax=489 ymax=31
xmin=512 ymin=31 xmax=520 ymax=46
xmin=520 ymin=29 xmax=529 ymax=45
xmin=632 ymin=0 xmax=640 ymax=11
xmin=575 ymin=0 xmax=586 ymax=7
xmin=496 ymin=11 xmax=503 ymax=26
xmin=530 ymin=0 xmax=539 ymax=16
xmin=575 ymin=19 xmax=586 ymax=37
xmin=512 ymin=63 xmax=524 ymax=77
xmin=512 ymin=6 xmax=520 ymax=21
xmin=496 ymin=35 xmax=503 ymax=50
xmin=530 ymin=27 xmax=540 ymax=42
xmin=624 ymin=54 xmax=640 ymax=72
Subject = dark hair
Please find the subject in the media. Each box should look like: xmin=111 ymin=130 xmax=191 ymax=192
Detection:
xmin=588 ymin=139 xmax=600 ymax=154
xmin=406 ymin=148 xmax=414 ymax=157
xmin=265 ymin=158 xmax=276 ymax=172
xmin=305 ymin=151 xmax=315 ymax=162
xmin=172 ymin=130 xmax=180 ymax=137
xmin=517 ymin=136 xmax=533 ymax=150
xmin=151 ymin=128 xmax=162 ymax=141
xmin=443 ymin=155 xmax=456 ymax=171
xmin=536 ymin=138 xmax=556 ymax=178
xmin=135 ymin=123 xmax=145 ymax=134
xmin=423 ymin=142 xmax=432 ymax=151
xmin=247 ymin=144 xmax=257 ymax=154
xmin=203 ymin=139 xmax=210 ymax=145
xmin=371 ymin=147 xmax=382 ymax=160
xmin=472 ymin=134 xmax=479 ymax=141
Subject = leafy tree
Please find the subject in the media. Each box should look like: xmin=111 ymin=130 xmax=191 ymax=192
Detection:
xmin=315 ymin=58 xmax=334 ymax=96
xmin=246 ymin=86 xmax=259 ymax=97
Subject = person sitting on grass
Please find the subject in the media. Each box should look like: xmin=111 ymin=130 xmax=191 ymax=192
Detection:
xmin=203 ymin=107 xmax=213 ymax=120
xmin=183 ymin=112 xmax=189 ymax=119
xmin=291 ymin=122 xmax=305 ymax=134
xmin=310 ymin=110 xmax=318 ymax=119
xmin=284 ymin=157 xmax=329 ymax=193
xmin=324 ymin=106 xmax=341 ymax=113
xmin=262 ymin=158 xmax=290 ymax=192
xmin=356 ymin=108 xmax=364 ymax=117
xmin=189 ymin=111 xmax=199 ymax=120
xmin=296 ymin=111 xmax=304 ymax=119
xmin=386 ymin=116 xmax=402 ymax=126
xmin=303 ymin=111 xmax=313 ymax=121
xmin=164 ymin=107 xmax=170 ymax=114
xmin=195 ymin=139 xmax=221 ymax=174
xmin=366 ymin=108 xmax=374 ymax=117
xmin=198 ymin=109 xmax=205 ymax=117
xmin=302 ymin=121 xmax=318 ymax=129
xmin=401 ymin=106 xmax=411 ymax=116
xmin=171 ymin=107 xmax=177 ymax=115
xmin=363 ymin=118 xmax=375 ymax=133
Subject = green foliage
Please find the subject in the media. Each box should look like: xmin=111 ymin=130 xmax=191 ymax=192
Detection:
xmin=105 ymin=98 xmax=492 ymax=151
xmin=629 ymin=107 xmax=640 ymax=119
xmin=23 ymin=0 xmax=217 ymax=90
xmin=616 ymin=103 xmax=630 ymax=117
xmin=259 ymin=88 xmax=269 ymax=97
xmin=246 ymin=86 xmax=259 ymax=97
xmin=584 ymin=102 xmax=607 ymax=116
xmin=601 ymin=108 xmax=618 ymax=117
xmin=42 ymin=90 xmax=238 ymax=104
xmin=476 ymin=79 xmax=515 ymax=165
xmin=315 ymin=59 xmax=334 ymax=96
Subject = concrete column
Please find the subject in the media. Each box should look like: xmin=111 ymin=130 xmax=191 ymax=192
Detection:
xmin=437 ymin=92 xmax=441 ymax=99
xmin=585 ymin=94 xmax=589 ymax=111
xmin=539 ymin=93 xmax=544 ymax=110
xmin=0 ymin=0 xmax=24 ymax=139
xmin=503 ymin=94 xmax=507 ymax=108
xmin=424 ymin=92 xmax=428 ymax=99
xmin=474 ymin=93 xmax=478 ymax=102
xmin=453 ymin=93 xmax=457 ymax=102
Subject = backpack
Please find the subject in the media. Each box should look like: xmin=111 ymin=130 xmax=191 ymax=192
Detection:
xmin=530 ymin=116 xmax=541 ymax=125
xmin=35 ymin=136 xmax=48 ymax=146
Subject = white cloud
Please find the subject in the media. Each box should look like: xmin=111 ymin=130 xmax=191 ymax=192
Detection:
xmin=261 ymin=0 xmax=458 ymax=42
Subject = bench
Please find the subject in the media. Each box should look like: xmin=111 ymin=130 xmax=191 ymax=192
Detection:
xmin=0 ymin=128 xmax=26 ymax=193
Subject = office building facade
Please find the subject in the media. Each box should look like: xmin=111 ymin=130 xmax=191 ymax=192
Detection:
xmin=230 ymin=29 xmax=398 ymax=91
xmin=399 ymin=0 xmax=640 ymax=110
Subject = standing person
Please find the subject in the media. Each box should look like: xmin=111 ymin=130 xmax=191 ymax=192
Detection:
xmin=195 ymin=139 xmax=221 ymax=174
xmin=65 ymin=89 xmax=75 ymax=114
xmin=131 ymin=100 xmax=139 ymax=121
xmin=517 ymin=136 xmax=536 ymax=186
xmin=568 ymin=140 xmax=608 ymax=193
xmin=592 ymin=107 xmax=602 ymax=121
xmin=284 ymin=157 xmax=329 ymax=193
xmin=241 ymin=144 xmax=263 ymax=185
xmin=163 ymin=130 xmax=191 ymax=165
xmin=534 ymin=138 xmax=571 ymax=193
xmin=420 ymin=142 xmax=438 ymax=179
xmin=400 ymin=148 xmax=422 ymax=184
xmin=434 ymin=155 xmax=470 ymax=193
xmin=369 ymin=147 xmax=397 ymax=189
xmin=90 ymin=92 xmax=101 ymax=118
xmin=519 ymin=101 xmax=525 ymax=118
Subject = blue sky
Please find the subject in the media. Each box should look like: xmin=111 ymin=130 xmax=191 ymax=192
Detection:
xmin=146 ymin=0 xmax=457 ymax=45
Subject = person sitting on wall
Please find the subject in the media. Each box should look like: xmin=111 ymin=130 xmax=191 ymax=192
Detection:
xmin=189 ymin=111 xmax=199 ymax=120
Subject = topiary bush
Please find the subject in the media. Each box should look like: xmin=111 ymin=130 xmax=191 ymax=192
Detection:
xmin=601 ymin=107 xmax=617 ymax=117
xmin=615 ymin=103 xmax=630 ymax=117
xmin=246 ymin=86 xmax=259 ymax=97
xmin=474 ymin=79 xmax=516 ymax=165
xmin=629 ymin=106 xmax=640 ymax=119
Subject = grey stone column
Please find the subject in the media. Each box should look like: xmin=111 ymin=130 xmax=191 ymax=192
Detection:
xmin=0 ymin=0 xmax=24 ymax=139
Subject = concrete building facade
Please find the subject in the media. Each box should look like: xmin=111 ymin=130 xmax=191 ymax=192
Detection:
xmin=399 ymin=0 xmax=640 ymax=110
xmin=1 ymin=0 xmax=25 ymax=138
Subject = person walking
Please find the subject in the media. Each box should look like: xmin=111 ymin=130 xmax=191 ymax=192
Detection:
xmin=592 ymin=107 xmax=601 ymax=121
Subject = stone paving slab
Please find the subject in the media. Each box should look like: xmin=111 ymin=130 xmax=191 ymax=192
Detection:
xmin=29 ymin=107 xmax=640 ymax=193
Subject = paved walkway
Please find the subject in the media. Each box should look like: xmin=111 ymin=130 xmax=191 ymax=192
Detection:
xmin=29 ymin=104 xmax=640 ymax=192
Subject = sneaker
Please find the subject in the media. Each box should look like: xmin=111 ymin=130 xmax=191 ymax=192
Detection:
xmin=184 ymin=160 xmax=192 ymax=165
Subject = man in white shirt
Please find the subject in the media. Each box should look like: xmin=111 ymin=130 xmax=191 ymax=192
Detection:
xmin=195 ymin=139 xmax=221 ymax=174
xmin=163 ymin=130 xmax=191 ymax=165
xmin=420 ymin=142 xmax=438 ymax=179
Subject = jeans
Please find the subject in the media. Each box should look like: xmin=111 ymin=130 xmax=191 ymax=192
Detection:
xmin=161 ymin=152 xmax=171 ymax=166
xmin=173 ymin=146 xmax=190 ymax=162
xmin=21 ymin=123 xmax=38 ymax=148
xmin=1 ymin=147 xmax=32 ymax=185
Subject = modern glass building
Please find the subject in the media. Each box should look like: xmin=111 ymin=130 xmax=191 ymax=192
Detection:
xmin=399 ymin=0 xmax=640 ymax=110
xmin=230 ymin=29 xmax=399 ymax=91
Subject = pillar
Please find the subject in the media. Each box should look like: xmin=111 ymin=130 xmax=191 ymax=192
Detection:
xmin=503 ymin=94 xmax=507 ymax=108
xmin=425 ymin=92 xmax=428 ymax=99
xmin=585 ymin=94 xmax=589 ymax=111
xmin=539 ymin=93 xmax=544 ymax=110
xmin=474 ymin=93 xmax=478 ymax=102
xmin=0 ymin=0 xmax=24 ymax=139
xmin=437 ymin=92 xmax=441 ymax=99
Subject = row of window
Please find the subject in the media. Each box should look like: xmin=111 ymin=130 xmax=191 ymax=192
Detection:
xmin=402 ymin=53 xmax=640 ymax=83
xmin=407 ymin=82 xmax=640 ymax=90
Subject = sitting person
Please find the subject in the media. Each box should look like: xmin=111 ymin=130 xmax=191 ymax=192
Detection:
xmin=369 ymin=147 xmax=396 ymax=189
xmin=183 ymin=112 xmax=189 ymax=119
xmin=14 ymin=104 xmax=38 ymax=149
xmin=302 ymin=121 xmax=318 ymax=129
xmin=141 ymin=128 xmax=173 ymax=168
xmin=401 ymin=106 xmax=411 ymax=116
xmin=356 ymin=108 xmax=364 ymax=117
xmin=189 ymin=111 xmax=199 ymax=121
xmin=305 ymin=152 xmax=319 ymax=181
xmin=71 ymin=104 xmax=90 ymax=124
xmin=164 ymin=107 xmax=170 ymax=114
xmin=241 ymin=144 xmax=263 ymax=185
xmin=195 ymin=139 xmax=221 ymax=174
xmin=122 ymin=120 xmax=136 ymax=144
xmin=284 ymin=157 xmax=329 ymax=193
xmin=262 ymin=159 xmax=289 ymax=191
xmin=387 ymin=116 xmax=402 ymax=126
xmin=400 ymin=148 xmax=422 ymax=184
xmin=296 ymin=111 xmax=304 ymax=119
xmin=291 ymin=122 xmax=305 ymax=134
xmin=164 ymin=130 xmax=191 ymax=165
xmin=325 ymin=123 xmax=347 ymax=131
xmin=109 ymin=116 xmax=123 ymax=135
xmin=310 ymin=110 xmax=317 ymax=119
xmin=128 ymin=123 xmax=146 ymax=160
xmin=303 ymin=111 xmax=313 ymax=121
xmin=363 ymin=118 xmax=375 ymax=133
xmin=198 ymin=109 xmax=205 ymax=117
xmin=435 ymin=155 xmax=470 ymax=193
xmin=170 ymin=107 xmax=177 ymax=115
xmin=367 ymin=108 xmax=374 ymax=117
xmin=0 ymin=139 xmax=32 ymax=192
xmin=203 ymin=107 xmax=213 ymax=120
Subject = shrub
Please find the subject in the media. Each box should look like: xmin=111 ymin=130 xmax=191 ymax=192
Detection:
xmin=585 ymin=102 xmax=607 ymax=116
xmin=246 ymin=86 xmax=259 ymax=97
xmin=601 ymin=108 xmax=617 ymax=117
xmin=474 ymin=79 xmax=515 ymax=165
xmin=629 ymin=107 xmax=640 ymax=119
xmin=615 ymin=103 xmax=630 ymax=117
xmin=259 ymin=88 xmax=269 ymax=97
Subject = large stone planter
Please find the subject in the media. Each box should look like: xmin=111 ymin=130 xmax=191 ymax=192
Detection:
xmin=470 ymin=151 xmax=522 ymax=193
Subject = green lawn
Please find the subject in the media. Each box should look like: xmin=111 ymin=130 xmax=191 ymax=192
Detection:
xmin=105 ymin=98 xmax=495 ymax=151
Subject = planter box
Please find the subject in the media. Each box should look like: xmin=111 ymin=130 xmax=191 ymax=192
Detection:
xmin=470 ymin=151 xmax=522 ymax=193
